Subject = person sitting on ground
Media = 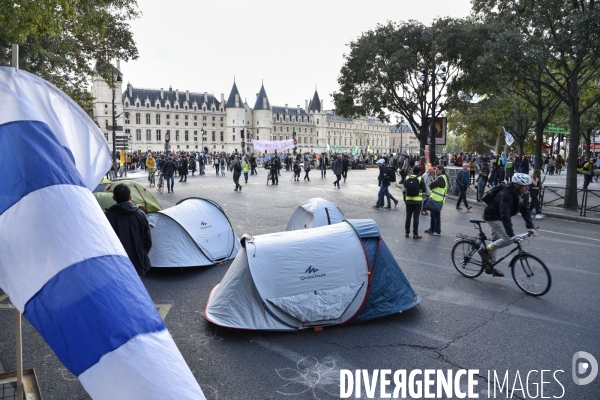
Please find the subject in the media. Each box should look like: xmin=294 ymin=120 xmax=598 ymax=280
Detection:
xmin=105 ymin=184 xmax=152 ymax=276
xmin=478 ymin=173 xmax=536 ymax=277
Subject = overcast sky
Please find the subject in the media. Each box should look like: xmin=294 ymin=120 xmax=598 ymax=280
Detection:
xmin=121 ymin=0 xmax=473 ymax=111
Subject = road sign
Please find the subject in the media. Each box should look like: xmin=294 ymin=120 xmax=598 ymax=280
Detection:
xmin=293 ymin=139 xmax=298 ymax=145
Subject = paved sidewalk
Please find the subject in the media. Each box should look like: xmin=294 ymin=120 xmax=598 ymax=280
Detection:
xmin=396 ymin=171 xmax=600 ymax=225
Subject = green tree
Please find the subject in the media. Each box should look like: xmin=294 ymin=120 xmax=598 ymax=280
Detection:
xmin=332 ymin=19 xmax=470 ymax=154
xmin=0 ymin=0 xmax=140 ymax=109
xmin=472 ymin=0 xmax=600 ymax=207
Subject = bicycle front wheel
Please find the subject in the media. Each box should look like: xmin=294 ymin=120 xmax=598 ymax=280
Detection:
xmin=157 ymin=178 xmax=164 ymax=194
xmin=451 ymin=240 xmax=484 ymax=278
xmin=510 ymin=254 xmax=551 ymax=296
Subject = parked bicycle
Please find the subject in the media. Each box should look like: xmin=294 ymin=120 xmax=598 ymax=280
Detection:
xmin=451 ymin=218 xmax=551 ymax=296
xmin=157 ymin=173 xmax=165 ymax=194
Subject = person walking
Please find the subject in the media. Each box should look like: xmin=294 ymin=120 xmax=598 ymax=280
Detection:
xmin=293 ymin=160 xmax=301 ymax=181
xmin=320 ymin=153 xmax=328 ymax=178
xmin=220 ymin=155 xmax=227 ymax=176
xmin=403 ymin=166 xmax=428 ymax=239
xmin=424 ymin=165 xmax=448 ymax=236
xmin=505 ymin=155 xmax=514 ymax=182
xmin=520 ymin=155 xmax=530 ymax=175
xmin=456 ymin=163 xmax=473 ymax=210
xmin=250 ymin=153 xmax=257 ymax=175
xmin=530 ymin=169 xmax=545 ymax=218
xmin=214 ymin=155 xmax=220 ymax=176
xmin=242 ymin=156 xmax=250 ymax=183
xmin=303 ymin=159 xmax=311 ymax=181
xmin=179 ymin=156 xmax=188 ymax=182
xmin=373 ymin=159 xmax=392 ymax=209
xmin=105 ymin=184 xmax=152 ymax=276
xmin=162 ymin=156 xmax=177 ymax=193
xmin=420 ymin=167 xmax=435 ymax=216
xmin=476 ymin=164 xmax=489 ymax=202
xmin=468 ymin=159 xmax=477 ymax=184
xmin=231 ymin=155 xmax=243 ymax=191
xmin=341 ymin=154 xmax=349 ymax=182
xmin=332 ymin=155 xmax=342 ymax=188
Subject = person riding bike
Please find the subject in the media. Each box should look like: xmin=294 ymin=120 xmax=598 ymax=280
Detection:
xmin=478 ymin=173 xmax=537 ymax=277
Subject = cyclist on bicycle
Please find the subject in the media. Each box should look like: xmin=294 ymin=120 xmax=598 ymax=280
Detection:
xmin=146 ymin=155 xmax=156 ymax=181
xmin=478 ymin=173 xmax=537 ymax=277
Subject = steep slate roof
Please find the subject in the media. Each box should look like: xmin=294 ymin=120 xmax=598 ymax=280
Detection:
xmin=226 ymin=82 xmax=243 ymax=108
xmin=325 ymin=113 xmax=352 ymax=122
xmin=308 ymin=90 xmax=321 ymax=112
xmin=253 ymin=84 xmax=271 ymax=110
xmin=122 ymin=87 xmax=220 ymax=109
xmin=390 ymin=124 xmax=411 ymax=133
xmin=272 ymin=106 xmax=308 ymax=118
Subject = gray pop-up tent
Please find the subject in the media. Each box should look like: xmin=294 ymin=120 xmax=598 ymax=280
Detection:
xmin=286 ymin=198 xmax=345 ymax=231
xmin=205 ymin=219 xmax=420 ymax=330
xmin=147 ymin=197 xmax=241 ymax=267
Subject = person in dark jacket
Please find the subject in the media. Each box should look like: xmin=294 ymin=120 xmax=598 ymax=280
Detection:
xmin=403 ymin=166 xmax=428 ymax=238
xmin=478 ymin=173 xmax=536 ymax=277
xmin=456 ymin=163 xmax=472 ymax=210
xmin=106 ymin=184 xmax=152 ymax=276
xmin=162 ymin=157 xmax=178 ymax=193
xmin=179 ymin=156 xmax=188 ymax=182
xmin=373 ymin=159 xmax=392 ymax=208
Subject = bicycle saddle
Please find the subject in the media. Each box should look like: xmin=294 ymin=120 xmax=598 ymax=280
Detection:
xmin=469 ymin=218 xmax=486 ymax=224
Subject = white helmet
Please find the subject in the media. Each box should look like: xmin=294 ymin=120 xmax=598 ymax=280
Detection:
xmin=512 ymin=173 xmax=532 ymax=186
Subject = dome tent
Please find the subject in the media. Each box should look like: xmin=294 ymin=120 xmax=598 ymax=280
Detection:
xmin=205 ymin=219 xmax=420 ymax=330
xmin=147 ymin=197 xmax=241 ymax=267
xmin=94 ymin=180 xmax=162 ymax=213
xmin=286 ymin=198 xmax=345 ymax=231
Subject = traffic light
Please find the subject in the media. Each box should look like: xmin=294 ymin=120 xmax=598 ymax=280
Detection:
xmin=241 ymin=129 xmax=245 ymax=139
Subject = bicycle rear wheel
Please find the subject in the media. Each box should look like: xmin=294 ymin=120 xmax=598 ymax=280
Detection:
xmin=157 ymin=177 xmax=164 ymax=194
xmin=451 ymin=240 xmax=484 ymax=278
xmin=510 ymin=254 xmax=551 ymax=296
xmin=149 ymin=175 xmax=155 ymax=187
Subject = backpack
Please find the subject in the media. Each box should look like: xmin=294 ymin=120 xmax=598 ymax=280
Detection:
xmin=233 ymin=161 xmax=242 ymax=173
xmin=388 ymin=168 xmax=397 ymax=183
xmin=220 ymin=158 xmax=225 ymax=166
xmin=481 ymin=184 xmax=505 ymax=205
xmin=405 ymin=175 xmax=420 ymax=197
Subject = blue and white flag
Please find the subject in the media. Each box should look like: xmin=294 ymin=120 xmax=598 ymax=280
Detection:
xmin=503 ymin=126 xmax=515 ymax=146
xmin=0 ymin=67 xmax=205 ymax=399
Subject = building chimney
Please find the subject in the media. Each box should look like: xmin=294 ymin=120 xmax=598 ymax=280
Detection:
xmin=128 ymin=83 xmax=133 ymax=97
xmin=204 ymin=92 xmax=208 ymax=103
xmin=305 ymin=100 xmax=308 ymax=110
xmin=160 ymin=87 xmax=163 ymax=99
xmin=175 ymin=89 xmax=179 ymax=100
xmin=235 ymin=94 xmax=239 ymax=107
xmin=297 ymin=105 xmax=300 ymax=114
xmin=221 ymin=93 xmax=225 ymax=104
xmin=116 ymin=60 xmax=120 ymax=70
xmin=185 ymin=90 xmax=189 ymax=101
xmin=321 ymin=100 xmax=324 ymax=111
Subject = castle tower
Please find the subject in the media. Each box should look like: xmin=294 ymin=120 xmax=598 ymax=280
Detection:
xmin=225 ymin=80 xmax=247 ymax=153
xmin=252 ymin=83 xmax=272 ymax=153
xmin=308 ymin=90 xmax=326 ymax=151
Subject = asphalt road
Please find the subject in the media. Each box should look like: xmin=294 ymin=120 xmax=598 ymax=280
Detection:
xmin=1 ymin=166 xmax=599 ymax=399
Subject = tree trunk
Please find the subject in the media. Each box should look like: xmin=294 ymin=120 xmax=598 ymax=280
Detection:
xmin=534 ymin=107 xmax=544 ymax=170
xmin=565 ymin=98 xmax=581 ymax=209
xmin=585 ymin=128 xmax=592 ymax=160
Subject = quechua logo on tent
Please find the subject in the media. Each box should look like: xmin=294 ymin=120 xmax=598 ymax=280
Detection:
xmin=200 ymin=221 xmax=212 ymax=229
xmin=301 ymin=266 xmax=326 ymax=281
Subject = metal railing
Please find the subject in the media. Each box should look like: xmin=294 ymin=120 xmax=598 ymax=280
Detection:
xmin=540 ymin=186 xmax=600 ymax=217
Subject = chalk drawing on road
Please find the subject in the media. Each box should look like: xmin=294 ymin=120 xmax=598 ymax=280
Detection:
xmin=189 ymin=330 xmax=223 ymax=346
xmin=58 ymin=368 xmax=78 ymax=381
xmin=155 ymin=303 xmax=172 ymax=320
xmin=200 ymin=384 xmax=218 ymax=399
xmin=275 ymin=356 xmax=340 ymax=399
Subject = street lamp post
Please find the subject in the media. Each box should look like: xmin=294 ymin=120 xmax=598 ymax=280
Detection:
xmin=111 ymin=71 xmax=123 ymax=164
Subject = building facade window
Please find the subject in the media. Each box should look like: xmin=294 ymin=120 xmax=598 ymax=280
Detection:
xmin=146 ymin=114 xmax=151 ymax=124
xmin=220 ymin=132 xmax=224 ymax=141
xmin=146 ymin=129 xmax=151 ymax=141
xmin=124 ymin=112 xmax=130 ymax=124
xmin=185 ymin=131 xmax=189 ymax=141
xmin=175 ymin=130 xmax=180 ymax=141
xmin=135 ymin=113 xmax=141 ymax=124
xmin=211 ymin=132 xmax=215 ymax=141
xmin=135 ymin=129 xmax=141 ymax=141
xmin=156 ymin=130 xmax=161 ymax=141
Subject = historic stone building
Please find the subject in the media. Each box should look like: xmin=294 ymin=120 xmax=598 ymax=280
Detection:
xmin=91 ymin=66 xmax=408 ymax=155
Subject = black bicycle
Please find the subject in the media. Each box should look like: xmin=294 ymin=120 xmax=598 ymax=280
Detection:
xmin=451 ymin=218 xmax=551 ymax=296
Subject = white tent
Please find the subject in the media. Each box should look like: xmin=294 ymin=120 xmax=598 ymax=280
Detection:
xmin=286 ymin=198 xmax=345 ymax=231
xmin=205 ymin=220 xmax=420 ymax=331
xmin=147 ymin=198 xmax=241 ymax=267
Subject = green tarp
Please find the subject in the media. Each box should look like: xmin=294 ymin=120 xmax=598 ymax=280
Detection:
xmin=94 ymin=180 xmax=163 ymax=213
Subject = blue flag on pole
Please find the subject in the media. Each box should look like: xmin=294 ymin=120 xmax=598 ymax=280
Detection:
xmin=503 ymin=126 xmax=515 ymax=146
xmin=0 ymin=67 xmax=204 ymax=399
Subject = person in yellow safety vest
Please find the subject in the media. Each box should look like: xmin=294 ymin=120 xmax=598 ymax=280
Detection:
xmin=242 ymin=156 xmax=250 ymax=183
xmin=424 ymin=165 xmax=449 ymax=236
xmin=403 ymin=166 xmax=428 ymax=239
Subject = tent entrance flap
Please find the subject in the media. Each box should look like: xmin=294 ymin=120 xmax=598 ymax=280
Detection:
xmin=267 ymin=283 xmax=364 ymax=323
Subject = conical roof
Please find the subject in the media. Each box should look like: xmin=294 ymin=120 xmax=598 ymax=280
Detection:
xmin=226 ymin=81 xmax=244 ymax=108
xmin=253 ymin=84 xmax=271 ymax=110
xmin=308 ymin=90 xmax=321 ymax=112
